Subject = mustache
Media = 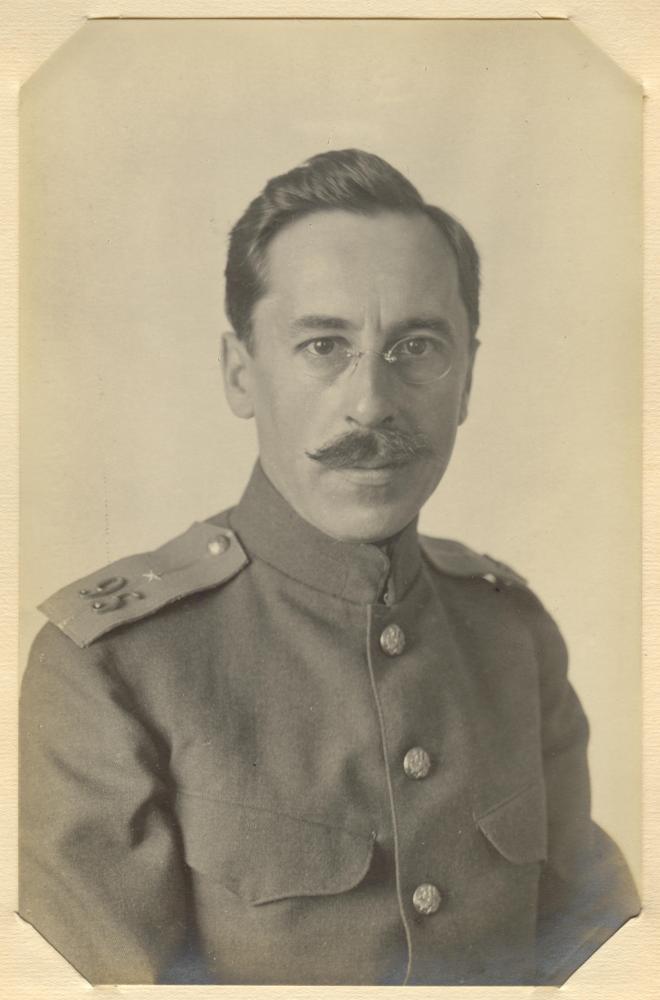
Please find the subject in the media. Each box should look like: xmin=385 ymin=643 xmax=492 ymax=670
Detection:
xmin=306 ymin=428 xmax=434 ymax=469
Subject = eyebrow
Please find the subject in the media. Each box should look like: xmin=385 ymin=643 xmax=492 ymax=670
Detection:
xmin=388 ymin=317 xmax=453 ymax=339
xmin=289 ymin=314 xmax=453 ymax=339
xmin=289 ymin=315 xmax=356 ymax=335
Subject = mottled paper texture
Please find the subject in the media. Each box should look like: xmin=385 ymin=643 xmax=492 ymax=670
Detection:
xmin=7 ymin=6 xmax=657 ymax=999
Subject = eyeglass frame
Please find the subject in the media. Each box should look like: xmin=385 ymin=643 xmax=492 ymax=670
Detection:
xmin=295 ymin=333 xmax=461 ymax=386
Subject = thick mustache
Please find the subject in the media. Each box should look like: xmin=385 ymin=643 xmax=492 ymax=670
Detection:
xmin=306 ymin=428 xmax=434 ymax=469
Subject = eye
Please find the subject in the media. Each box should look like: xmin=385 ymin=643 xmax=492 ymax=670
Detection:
xmin=392 ymin=336 xmax=438 ymax=358
xmin=301 ymin=337 xmax=340 ymax=357
xmin=296 ymin=336 xmax=352 ymax=382
xmin=399 ymin=337 xmax=431 ymax=356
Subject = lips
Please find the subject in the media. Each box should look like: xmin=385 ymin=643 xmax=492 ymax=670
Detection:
xmin=333 ymin=464 xmax=405 ymax=487
xmin=345 ymin=458 xmax=408 ymax=470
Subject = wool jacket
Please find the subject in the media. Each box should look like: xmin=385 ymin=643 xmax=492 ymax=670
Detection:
xmin=19 ymin=463 xmax=639 ymax=986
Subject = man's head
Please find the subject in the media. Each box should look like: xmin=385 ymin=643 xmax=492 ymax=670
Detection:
xmin=222 ymin=149 xmax=481 ymax=543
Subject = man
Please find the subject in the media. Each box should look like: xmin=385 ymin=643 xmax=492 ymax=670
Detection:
xmin=19 ymin=149 xmax=639 ymax=986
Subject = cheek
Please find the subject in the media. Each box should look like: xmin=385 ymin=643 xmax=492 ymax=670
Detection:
xmin=251 ymin=373 xmax=319 ymax=445
xmin=413 ymin=382 xmax=465 ymax=438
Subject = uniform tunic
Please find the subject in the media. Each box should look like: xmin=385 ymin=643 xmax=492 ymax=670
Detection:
xmin=19 ymin=463 xmax=639 ymax=985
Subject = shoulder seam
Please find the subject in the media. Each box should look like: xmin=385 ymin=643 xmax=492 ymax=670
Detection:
xmin=420 ymin=535 xmax=528 ymax=588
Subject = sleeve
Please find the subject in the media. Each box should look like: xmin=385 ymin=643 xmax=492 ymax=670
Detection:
xmin=518 ymin=590 xmax=641 ymax=984
xmin=19 ymin=623 xmax=193 ymax=985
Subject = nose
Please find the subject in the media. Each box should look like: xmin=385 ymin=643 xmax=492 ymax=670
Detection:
xmin=342 ymin=350 xmax=398 ymax=428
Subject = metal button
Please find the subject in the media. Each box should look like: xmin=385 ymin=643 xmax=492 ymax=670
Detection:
xmin=403 ymin=747 xmax=432 ymax=780
xmin=207 ymin=534 xmax=230 ymax=556
xmin=379 ymin=624 xmax=406 ymax=656
xmin=412 ymin=883 xmax=442 ymax=915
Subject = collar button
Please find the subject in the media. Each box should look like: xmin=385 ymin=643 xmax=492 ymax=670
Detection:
xmin=379 ymin=623 xmax=406 ymax=656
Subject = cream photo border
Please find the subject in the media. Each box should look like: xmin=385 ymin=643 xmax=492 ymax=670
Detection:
xmin=3 ymin=3 xmax=659 ymax=999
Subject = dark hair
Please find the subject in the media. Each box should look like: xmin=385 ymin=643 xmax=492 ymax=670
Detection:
xmin=225 ymin=149 xmax=480 ymax=349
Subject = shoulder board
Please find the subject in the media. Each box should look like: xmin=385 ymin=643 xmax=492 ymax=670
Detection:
xmin=420 ymin=535 xmax=527 ymax=588
xmin=39 ymin=522 xmax=248 ymax=648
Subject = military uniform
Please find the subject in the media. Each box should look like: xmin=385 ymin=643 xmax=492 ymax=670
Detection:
xmin=19 ymin=463 xmax=639 ymax=986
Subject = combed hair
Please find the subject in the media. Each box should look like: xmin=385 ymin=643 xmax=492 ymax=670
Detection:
xmin=225 ymin=149 xmax=480 ymax=349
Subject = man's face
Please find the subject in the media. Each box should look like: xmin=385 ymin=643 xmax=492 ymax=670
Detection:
xmin=223 ymin=209 xmax=476 ymax=543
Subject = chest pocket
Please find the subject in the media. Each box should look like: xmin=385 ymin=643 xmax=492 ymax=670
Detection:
xmin=475 ymin=780 xmax=548 ymax=865
xmin=177 ymin=791 xmax=376 ymax=905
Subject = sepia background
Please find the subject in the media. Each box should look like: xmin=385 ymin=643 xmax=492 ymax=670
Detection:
xmin=20 ymin=18 xmax=641 ymax=889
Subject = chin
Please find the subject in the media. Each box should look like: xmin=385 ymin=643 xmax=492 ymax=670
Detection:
xmin=316 ymin=503 xmax=416 ymax=544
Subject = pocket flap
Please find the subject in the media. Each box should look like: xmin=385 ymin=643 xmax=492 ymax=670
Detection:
xmin=476 ymin=781 xmax=548 ymax=864
xmin=178 ymin=793 xmax=376 ymax=905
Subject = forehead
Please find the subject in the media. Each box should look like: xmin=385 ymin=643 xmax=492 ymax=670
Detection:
xmin=256 ymin=209 xmax=465 ymax=324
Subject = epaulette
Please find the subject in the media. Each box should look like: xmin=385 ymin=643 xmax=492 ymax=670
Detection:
xmin=420 ymin=535 xmax=527 ymax=588
xmin=39 ymin=522 xmax=249 ymax=648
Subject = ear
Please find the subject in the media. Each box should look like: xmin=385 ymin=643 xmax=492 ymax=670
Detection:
xmin=221 ymin=330 xmax=255 ymax=420
xmin=458 ymin=338 xmax=480 ymax=425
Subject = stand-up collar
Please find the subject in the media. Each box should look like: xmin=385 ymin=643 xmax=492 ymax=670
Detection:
xmin=228 ymin=463 xmax=423 ymax=606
